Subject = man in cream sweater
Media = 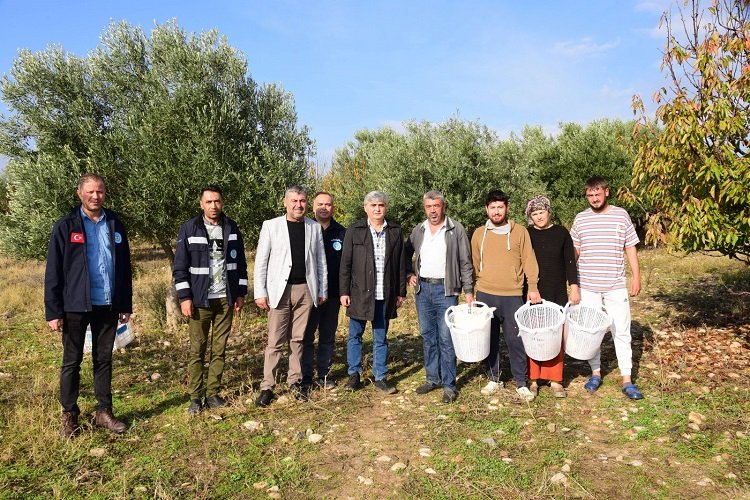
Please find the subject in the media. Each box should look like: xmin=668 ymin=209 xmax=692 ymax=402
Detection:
xmin=471 ymin=189 xmax=540 ymax=402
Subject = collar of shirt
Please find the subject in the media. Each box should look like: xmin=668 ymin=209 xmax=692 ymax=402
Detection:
xmin=81 ymin=207 xmax=107 ymax=224
xmin=367 ymin=219 xmax=388 ymax=234
xmin=421 ymin=218 xmax=446 ymax=232
xmin=485 ymin=219 xmax=510 ymax=235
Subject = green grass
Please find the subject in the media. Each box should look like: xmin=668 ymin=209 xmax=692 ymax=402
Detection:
xmin=0 ymin=248 xmax=749 ymax=498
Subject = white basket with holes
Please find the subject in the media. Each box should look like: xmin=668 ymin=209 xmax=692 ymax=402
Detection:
xmin=444 ymin=301 xmax=496 ymax=362
xmin=564 ymin=304 xmax=612 ymax=360
xmin=514 ymin=300 xmax=566 ymax=361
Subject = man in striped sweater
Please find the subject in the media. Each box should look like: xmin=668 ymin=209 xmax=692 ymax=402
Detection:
xmin=570 ymin=176 xmax=644 ymax=400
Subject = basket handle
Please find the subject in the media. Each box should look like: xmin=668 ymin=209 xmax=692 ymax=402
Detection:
xmin=444 ymin=305 xmax=458 ymax=327
xmin=525 ymin=298 xmax=565 ymax=312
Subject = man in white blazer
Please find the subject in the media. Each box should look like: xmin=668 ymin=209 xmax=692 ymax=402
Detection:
xmin=254 ymin=185 xmax=327 ymax=407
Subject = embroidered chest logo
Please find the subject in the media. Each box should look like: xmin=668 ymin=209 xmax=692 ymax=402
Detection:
xmin=70 ymin=232 xmax=85 ymax=244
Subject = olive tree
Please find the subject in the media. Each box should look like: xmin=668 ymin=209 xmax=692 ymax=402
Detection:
xmin=322 ymin=117 xmax=545 ymax=232
xmin=0 ymin=20 xmax=313 ymax=260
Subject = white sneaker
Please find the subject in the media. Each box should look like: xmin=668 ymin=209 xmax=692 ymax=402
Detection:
xmin=480 ymin=380 xmax=502 ymax=395
xmin=516 ymin=386 xmax=536 ymax=402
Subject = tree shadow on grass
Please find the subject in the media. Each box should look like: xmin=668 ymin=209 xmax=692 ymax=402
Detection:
xmin=651 ymin=267 xmax=750 ymax=331
xmin=561 ymin=319 xmax=653 ymax=386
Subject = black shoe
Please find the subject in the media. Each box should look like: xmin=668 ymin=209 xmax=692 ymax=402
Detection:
xmin=187 ymin=399 xmax=203 ymax=416
xmin=290 ymin=382 xmax=312 ymax=401
xmin=415 ymin=382 xmax=441 ymax=394
xmin=205 ymin=395 xmax=227 ymax=409
xmin=442 ymin=389 xmax=457 ymax=404
xmin=374 ymin=379 xmax=397 ymax=395
xmin=255 ymin=389 xmax=274 ymax=408
xmin=346 ymin=373 xmax=361 ymax=390
xmin=317 ymin=377 xmax=337 ymax=389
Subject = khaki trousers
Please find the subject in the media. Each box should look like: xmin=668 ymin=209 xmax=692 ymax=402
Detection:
xmin=262 ymin=284 xmax=313 ymax=390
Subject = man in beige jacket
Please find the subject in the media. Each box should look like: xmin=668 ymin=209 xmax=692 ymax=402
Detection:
xmin=471 ymin=189 xmax=540 ymax=402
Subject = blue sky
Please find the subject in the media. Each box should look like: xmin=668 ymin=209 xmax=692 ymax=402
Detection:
xmin=0 ymin=0 xmax=676 ymax=169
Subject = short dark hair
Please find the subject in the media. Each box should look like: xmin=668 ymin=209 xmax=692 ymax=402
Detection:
xmin=200 ymin=185 xmax=223 ymax=199
xmin=77 ymin=173 xmax=106 ymax=191
xmin=585 ymin=176 xmax=609 ymax=192
xmin=313 ymin=191 xmax=334 ymax=202
xmin=485 ymin=189 xmax=509 ymax=206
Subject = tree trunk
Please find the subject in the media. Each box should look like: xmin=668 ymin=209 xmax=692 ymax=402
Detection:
xmin=165 ymin=285 xmax=185 ymax=331
xmin=160 ymin=241 xmax=175 ymax=263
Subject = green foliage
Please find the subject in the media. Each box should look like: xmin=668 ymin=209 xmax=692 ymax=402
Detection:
xmin=632 ymin=0 xmax=750 ymax=263
xmin=322 ymin=117 xmax=638 ymax=232
xmin=538 ymin=119 xmax=643 ymax=226
xmin=0 ymin=20 xmax=313 ymax=260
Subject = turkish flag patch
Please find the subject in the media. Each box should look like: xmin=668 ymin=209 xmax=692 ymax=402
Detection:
xmin=70 ymin=232 xmax=85 ymax=244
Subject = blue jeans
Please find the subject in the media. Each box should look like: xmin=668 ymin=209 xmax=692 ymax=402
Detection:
xmin=347 ymin=300 xmax=390 ymax=381
xmin=415 ymin=281 xmax=458 ymax=392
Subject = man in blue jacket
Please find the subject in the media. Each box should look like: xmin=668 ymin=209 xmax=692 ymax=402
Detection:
xmin=173 ymin=186 xmax=248 ymax=415
xmin=45 ymin=173 xmax=133 ymax=438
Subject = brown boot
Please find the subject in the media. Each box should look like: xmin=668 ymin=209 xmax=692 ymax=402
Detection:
xmin=95 ymin=408 xmax=127 ymax=434
xmin=60 ymin=411 xmax=79 ymax=438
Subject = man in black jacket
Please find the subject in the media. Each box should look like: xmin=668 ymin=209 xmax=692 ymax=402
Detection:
xmin=45 ymin=173 xmax=133 ymax=438
xmin=173 ymin=186 xmax=248 ymax=415
xmin=340 ymin=191 xmax=407 ymax=394
xmin=301 ymin=192 xmax=346 ymax=389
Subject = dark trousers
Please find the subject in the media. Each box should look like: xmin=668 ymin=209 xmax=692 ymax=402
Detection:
xmin=60 ymin=307 xmax=118 ymax=414
xmin=301 ymin=298 xmax=340 ymax=384
xmin=476 ymin=292 xmax=527 ymax=387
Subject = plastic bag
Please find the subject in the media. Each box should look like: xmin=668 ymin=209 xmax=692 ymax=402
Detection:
xmin=83 ymin=322 xmax=135 ymax=353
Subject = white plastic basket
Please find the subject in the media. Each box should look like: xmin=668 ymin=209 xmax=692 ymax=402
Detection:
xmin=514 ymin=299 xmax=565 ymax=361
xmin=444 ymin=301 xmax=495 ymax=362
xmin=564 ymin=304 xmax=612 ymax=360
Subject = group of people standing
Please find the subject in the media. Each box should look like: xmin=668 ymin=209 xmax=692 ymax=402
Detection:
xmin=45 ymin=173 xmax=643 ymax=438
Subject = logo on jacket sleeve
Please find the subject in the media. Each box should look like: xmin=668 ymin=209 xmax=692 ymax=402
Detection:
xmin=230 ymin=249 xmax=237 ymax=259
xmin=114 ymin=232 xmax=122 ymax=244
xmin=70 ymin=232 xmax=85 ymax=244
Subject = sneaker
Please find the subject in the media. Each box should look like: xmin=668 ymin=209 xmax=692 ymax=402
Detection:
xmin=480 ymin=380 xmax=502 ymax=395
xmin=516 ymin=386 xmax=536 ymax=402
xmin=255 ymin=389 xmax=274 ymax=408
xmin=442 ymin=389 xmax=457 ymax=404
xmin=205 ymin=395 xmax=227 ymax=409
xmin=346 ymin=373 xmax=361 ymax=390
xmin=187 ymin=399 xmax=203 ymax=416
xmin=551 ymin=382 xmax=567 ymax=398
xmin=415 ymin=382 xmax=441 ymax=394
xmin=373 ymin=379 xmax=397 ymax=394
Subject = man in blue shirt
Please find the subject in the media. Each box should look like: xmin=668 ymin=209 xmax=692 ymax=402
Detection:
xmin=45 ymin=173 xmax=133 ymax=438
